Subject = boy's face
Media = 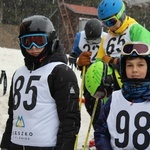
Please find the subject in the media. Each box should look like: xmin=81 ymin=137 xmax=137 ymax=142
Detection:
xmin=26 ymin=47 xmax=44 ymax=57
xmin=126 ymin=57 xmax=147 ymax=79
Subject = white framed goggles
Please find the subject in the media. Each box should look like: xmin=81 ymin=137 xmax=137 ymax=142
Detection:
xmin=121 ymin=42 xmax=150 ymax=56
xmin=86 ymin=37 xmax=101 ymax=45
xmin=19 ymin=33 xmax=48 ymax=50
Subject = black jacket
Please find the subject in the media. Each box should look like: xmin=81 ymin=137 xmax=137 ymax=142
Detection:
xmin=1 ymin=43 xmax=81 ymax=150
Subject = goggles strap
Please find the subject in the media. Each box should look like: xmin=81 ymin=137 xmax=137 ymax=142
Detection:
xmin=116 ymin=3 xmax=125 ymax=19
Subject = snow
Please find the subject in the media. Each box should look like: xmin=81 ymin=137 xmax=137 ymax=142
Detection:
xmin=0 ymin=47 xmax=94 ymax=149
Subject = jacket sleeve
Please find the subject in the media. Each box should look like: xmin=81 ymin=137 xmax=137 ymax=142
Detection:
xmin=94 ymin=96 xmax=113 ymax=150
xmin=130 ymin=23 xmax=150 ymax=44
xmin=71 ymin=32 xmax=82 ymax=57
xmin=0 ymin=82 xmax=13 ymax=149
xmin=49 ymin=64 xmax=80 ymax=150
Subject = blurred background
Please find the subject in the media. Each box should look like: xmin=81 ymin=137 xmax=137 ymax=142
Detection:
xmin=0 ymin=0 xmax=149 ymax=53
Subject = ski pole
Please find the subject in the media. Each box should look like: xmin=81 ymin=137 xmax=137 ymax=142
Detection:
xmin=74 ymin=66 xmax=86 ymax=150
xmin=82 ymin=98 xmax=99 ymax=150
xmin=79 ymin=66 xmax=86 ymax=109
xmin=0 ymin=70 xmax=7 ymax=96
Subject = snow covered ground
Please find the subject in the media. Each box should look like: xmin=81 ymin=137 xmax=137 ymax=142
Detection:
xmin=0 ymin=47 xmax=94 ymax=149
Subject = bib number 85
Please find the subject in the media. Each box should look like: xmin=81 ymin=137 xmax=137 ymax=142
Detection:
xmin=13 ymin=75 xmax=41 ymax=111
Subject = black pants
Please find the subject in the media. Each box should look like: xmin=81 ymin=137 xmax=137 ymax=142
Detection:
xmin=83 ymin=87 xmax=102 ymax=131
xmin=10 ymin=143 xmax=55 ymax=150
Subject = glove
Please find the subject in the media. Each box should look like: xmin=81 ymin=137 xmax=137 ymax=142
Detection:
xmin=102 ymin=55 xmax=119 ymax=64
xmin=68 ymin=52 xmax=77 ymax=68
xmin=110 ymin=57 xmax=120 ymax=72
xmin=77 ymin=51 xmax=92 ymax=68
xmin=102 ymin=55 xmax=119 ymax=70
xmin=102 ymin=55 xmax=112 ymax=64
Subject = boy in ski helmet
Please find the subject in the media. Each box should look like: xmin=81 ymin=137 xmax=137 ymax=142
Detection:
xmin=68 ymin=18 xmax=106 ymax=69
xmin=69 ymin=18 xmax=107 ymax=131
xmin=0 ymin=15 xmax=80 ymax=150
xmin=96 ymin=0 xmax=150 ymax=71
xmin=95 ymin=42 xmax=150 ymax=150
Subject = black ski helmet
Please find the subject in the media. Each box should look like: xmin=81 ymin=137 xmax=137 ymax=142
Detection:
xmin=19 ymin=15 xmax=57 ymax=62
xmin=84 ymin=18 xmax=102 ymax=40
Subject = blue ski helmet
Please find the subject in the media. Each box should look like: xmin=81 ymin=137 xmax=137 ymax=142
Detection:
xmin=98 ymin=0 xmax=125 ymax=20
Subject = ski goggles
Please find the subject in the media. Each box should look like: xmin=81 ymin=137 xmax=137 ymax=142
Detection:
xmin=86 ymin=37 xmax=101 ymax=45
xmin=19 ymin=33 xmax=48 ymax=50
xmin=102 ymin=16 xmax=119 ymax=27
xmin=121 ymin=43 xmax=150 ymax=56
